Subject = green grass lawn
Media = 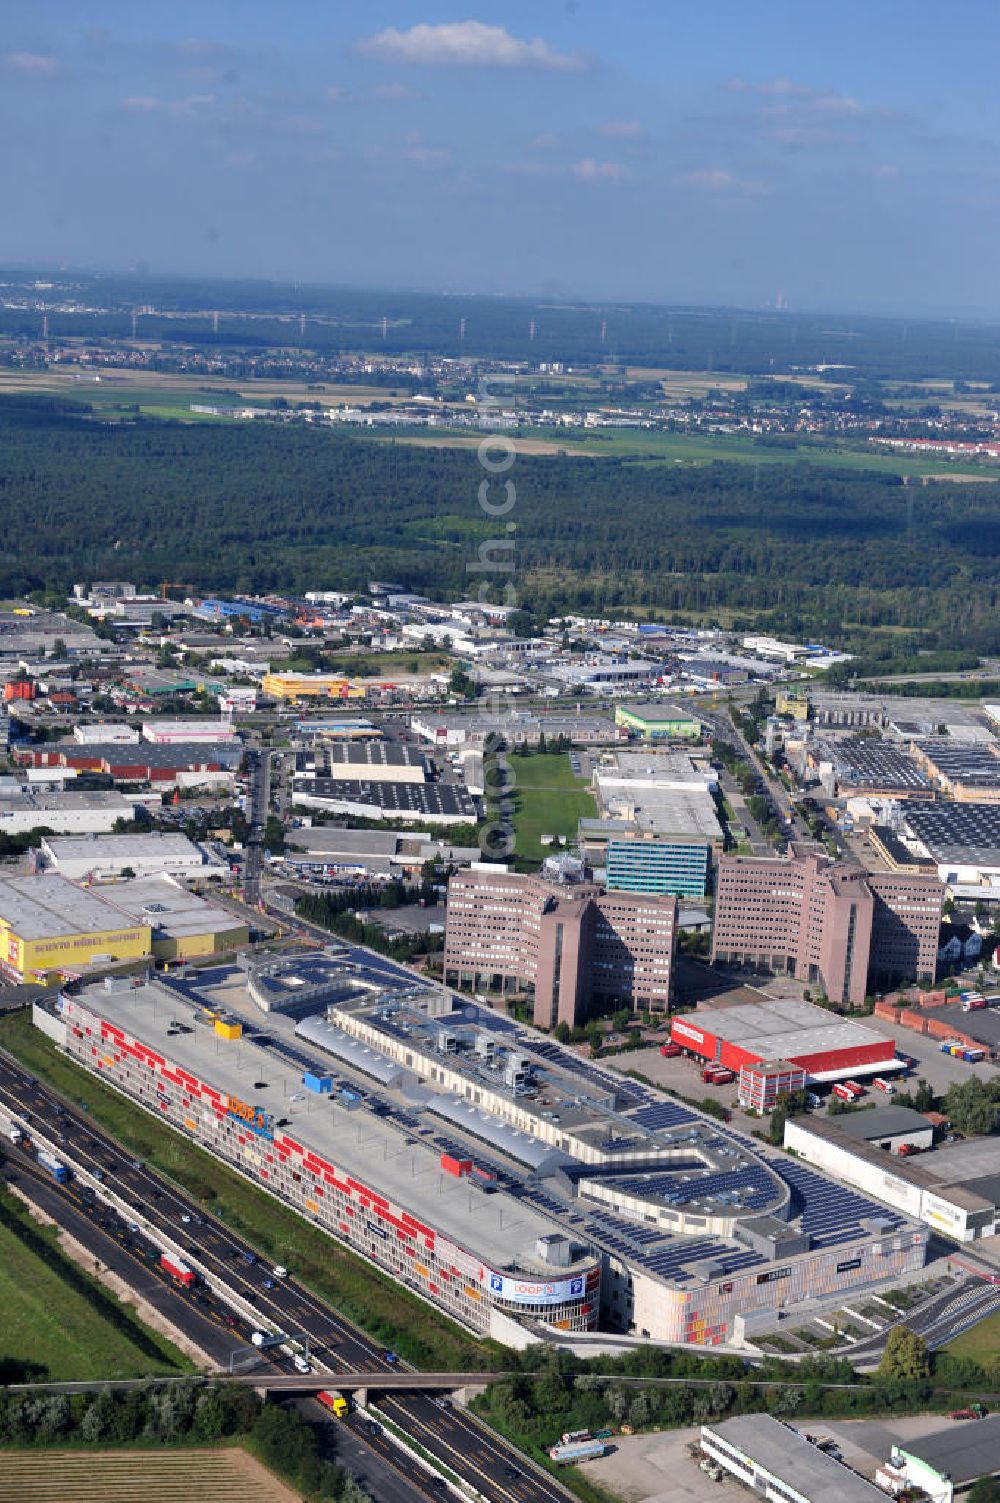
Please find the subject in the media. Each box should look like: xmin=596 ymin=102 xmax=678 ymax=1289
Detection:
xmin=273 ymin=649 xmax=451 ymax=676
xmin=0 ymin=1010 xmax=498 ymax=1372
xmin=0 ymin=1186 xmax=191 ymax=1382
xmin=942 ymin=1308 xmax=1000 ymax=1362
xmin=505 ymin=751 xmax=596 ymax=864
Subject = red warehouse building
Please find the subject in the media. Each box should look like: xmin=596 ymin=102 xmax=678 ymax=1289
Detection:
xmin=670 ymin=997 xmax=897 ymax=1084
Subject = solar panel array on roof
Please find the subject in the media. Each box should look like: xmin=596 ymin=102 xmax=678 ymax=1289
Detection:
xmin=775 ymin=1159 xmax=905 ymax=1247
xmin=634 ymin=1237 xmax=765 ymax=1283
xmin=628 ymin=1100 xmax=700 ymax=1131
xmin=617 ymin=1164 xmax=779 ymax=1212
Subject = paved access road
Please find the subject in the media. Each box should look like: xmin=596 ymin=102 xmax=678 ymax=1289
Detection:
xmin=242 ymin=744 xmax=270 ymax=907
xmin=0 ymin=1050 xmax=575 ymax=1503
xmin=846 ymin=1276 xmax=1000 ymax=1366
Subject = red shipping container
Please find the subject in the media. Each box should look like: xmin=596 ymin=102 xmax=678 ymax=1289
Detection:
xmin=440 ymin=1153 xmax=472 ymax=1177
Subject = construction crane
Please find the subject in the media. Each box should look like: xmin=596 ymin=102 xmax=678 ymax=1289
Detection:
xmin=159 ymin=582 xmax=196 ymax=600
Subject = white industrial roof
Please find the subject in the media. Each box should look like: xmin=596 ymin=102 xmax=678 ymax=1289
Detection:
xmin=42 ymin=832 xmax=207 ymax=864
xmin=426 ymin=1091 xmax=560 ymax=1170
xmin=108 ymin=878 xmax=244 ymax=939
xmin=690 ymin=997 xmax=892 ymax=1059
xmin=80 ymin=980 xmax=582 ymax=1273
xmin=0 ymin=790 xmax=133 ymax=813
xmin=0 ymin=873 xmax=139 ymax=940
xmin=295 ymin=1014 xmax=404 ymax=1087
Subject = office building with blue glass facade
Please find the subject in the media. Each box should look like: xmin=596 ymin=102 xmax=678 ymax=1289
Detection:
xmin=605 ymin=834 xmax=711 ymax=898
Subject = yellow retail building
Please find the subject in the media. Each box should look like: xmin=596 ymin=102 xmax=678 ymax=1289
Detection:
xmin=263 ymin=671 xmax=366 ymax=703
xmin=0 ymin=873 xmax=151 ymax=983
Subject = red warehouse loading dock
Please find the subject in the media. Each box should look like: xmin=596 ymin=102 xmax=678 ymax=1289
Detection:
xmin=670 ymin=997 xmax=897 ymax=1084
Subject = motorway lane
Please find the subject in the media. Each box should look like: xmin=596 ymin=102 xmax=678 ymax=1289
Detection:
xmin=1 ymin=1151 xmax=454 ymax=1502
xmin=1 ymin=1158 xmax=243 ymax=1369
xmin=0 ymin=1052 xmax=577 ymax=1503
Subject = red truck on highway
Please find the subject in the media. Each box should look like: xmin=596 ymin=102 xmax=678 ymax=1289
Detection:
xmin=160 ymin=1252 xmax=195 ymax=1288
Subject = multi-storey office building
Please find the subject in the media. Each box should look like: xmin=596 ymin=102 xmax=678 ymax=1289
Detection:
xmin=442 ymin=864 xmax=677 ymax=1026
xmin=711 ymin=847 xmax=942 ymax=1004
xmin=603 ymin=832 xmax=711 ymax=898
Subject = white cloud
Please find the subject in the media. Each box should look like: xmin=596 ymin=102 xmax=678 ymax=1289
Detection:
xmin=599 ymin=118 xmax=645 ymax=140
xmin=525 ymin=131 xmax=562 ymax=153
xmin=402 ymin=143 xmax=454 ymax=169
xmin=724 ymin=76 xmax=813 ymax=98
xmin=358 ymin=21 xmax=587 ymax=72
xmin=2 ymin=50 xmax=58 ymax=76
xmin=121 ymin=93 xmax=216 ymax=120
xmin=674 ymin=167 xmax=769 ymax=196
xmin=725 ymin=77 xmax=876 ymax=121
xmin=372 ymin=82 xmax=424 ymax=101
xmin=570 ymin=157 xmax=629 ymax=184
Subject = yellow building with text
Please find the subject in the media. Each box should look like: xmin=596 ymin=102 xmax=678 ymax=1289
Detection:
xmin=0 ymin=874 xmax=151 ymax=983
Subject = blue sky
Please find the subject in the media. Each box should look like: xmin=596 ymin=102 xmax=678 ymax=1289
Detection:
xmin=3 ymin=2 xmax=999 ymax=314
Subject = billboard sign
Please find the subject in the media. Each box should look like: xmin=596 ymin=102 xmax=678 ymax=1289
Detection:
xmin=226 ymin=1093 xmax=274 ymax=1140
xmin=672 ymin=1019 xmax=705 ymax=1045
xmin=486 ymin=1272 xmax=585 ymax=1306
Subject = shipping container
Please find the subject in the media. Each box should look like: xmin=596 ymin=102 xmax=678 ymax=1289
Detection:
xmin=302 ymin=1071 xmax=333 ymax=1094
xmin=160 ymin=1252 xmax=195 ymax=1287
xmin=440 ymin=1153 xmax=472 ymax=1178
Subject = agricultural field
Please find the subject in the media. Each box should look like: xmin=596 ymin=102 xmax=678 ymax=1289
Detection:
xmin=0 ymin=1447 xmax=300 ymax=1503
xmin=505 ymin=751 xmax=596 ymax=864
xmin=396 ymin=422 xmax=994 ymax=480
xmin=0 ymin=364 xmax=455 ymax=413
xmin=0 ymin=1188 xmax=190 ymax=1382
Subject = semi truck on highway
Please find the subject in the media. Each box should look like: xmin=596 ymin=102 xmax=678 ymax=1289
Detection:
xmin=251 ymin=1329 xmax=286 ymax=1350
xmin=36 ymin=1148 xmax=69 ymax=1183
xmin=160 ymin=1252 xmax=196 ymax=1287
xmin=317 ymin=1390 xmax=350 ymax=1418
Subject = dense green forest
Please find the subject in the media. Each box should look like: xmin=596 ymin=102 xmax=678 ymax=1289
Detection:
xmin=5 ymin=398 xmax=1000 ymax=650
xmin=7 ymin=269 xmax=1000 ymax=379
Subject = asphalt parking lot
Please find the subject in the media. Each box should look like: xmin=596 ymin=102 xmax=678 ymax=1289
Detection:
xmin=586 ymin=1427 xmax=726 ymax=1503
